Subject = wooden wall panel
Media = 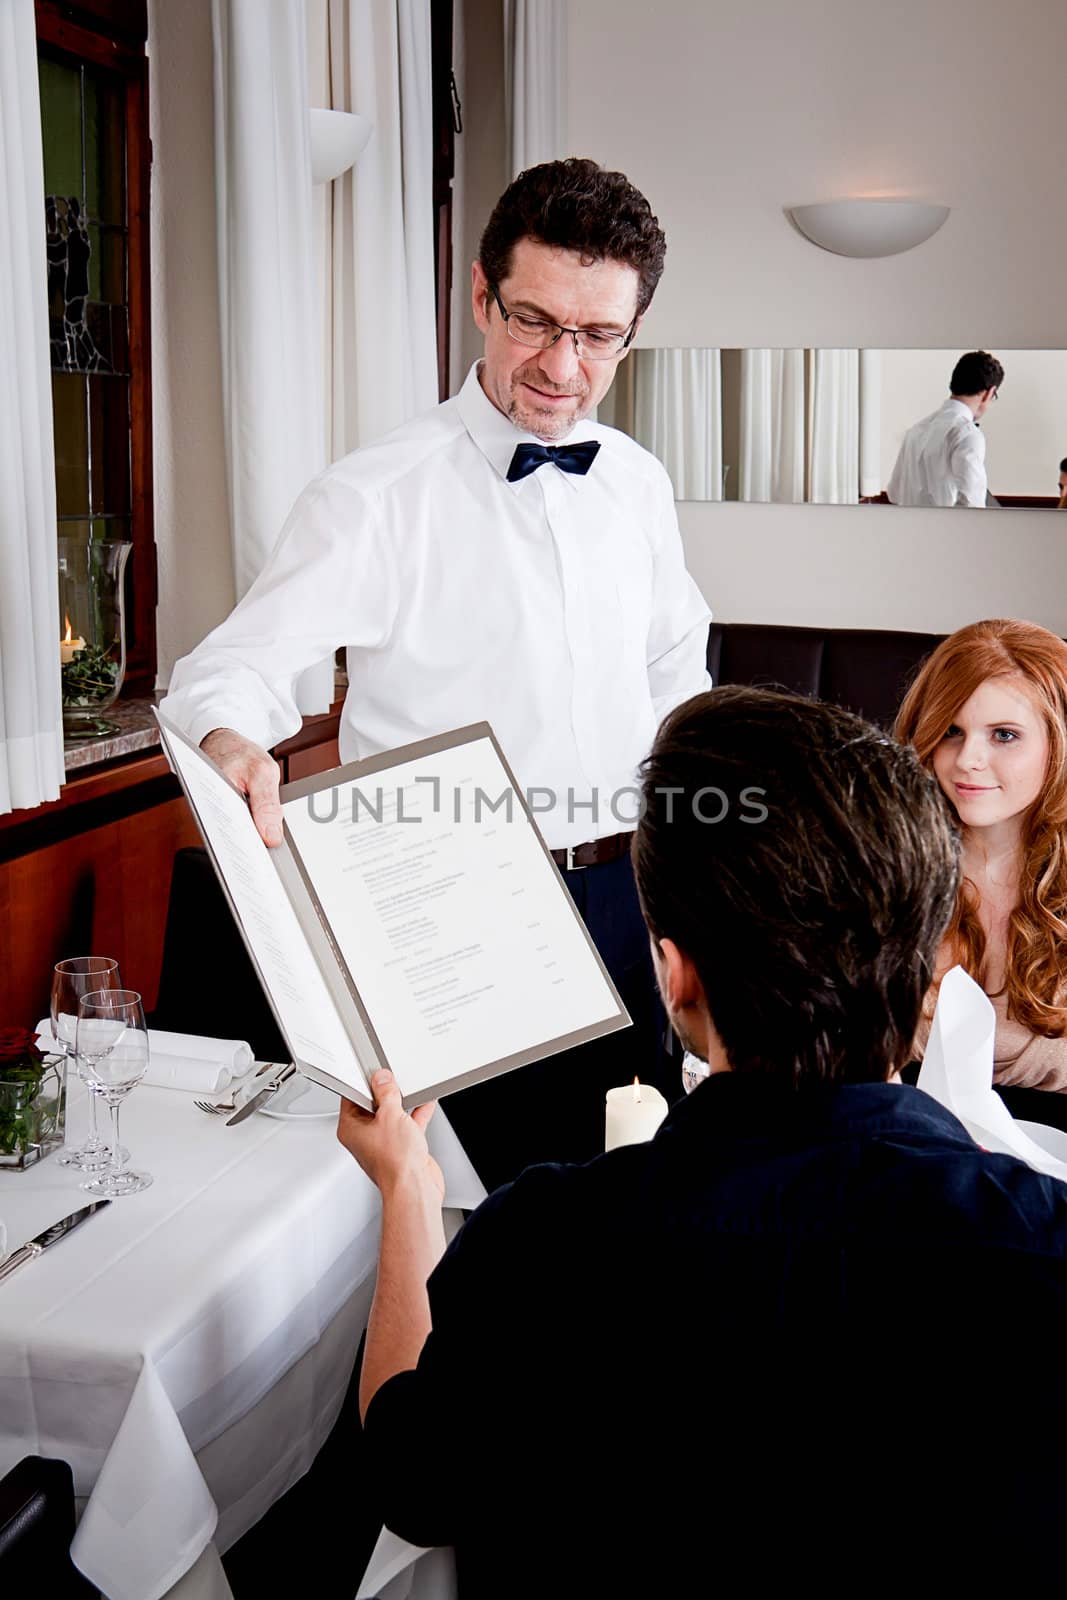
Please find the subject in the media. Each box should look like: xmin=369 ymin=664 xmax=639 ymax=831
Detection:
xmin=0 ymin=794 xmax=200 ymax=1028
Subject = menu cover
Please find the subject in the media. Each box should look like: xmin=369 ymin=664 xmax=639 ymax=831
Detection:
xmin=156 ymin=714 xmax=630 ymax=1111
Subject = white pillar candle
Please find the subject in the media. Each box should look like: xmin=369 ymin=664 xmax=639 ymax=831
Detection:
xmin=605 ymin=1078 xmax=669 ymax=1151
xmin=60 ymin=630 xmax=86 ymax=665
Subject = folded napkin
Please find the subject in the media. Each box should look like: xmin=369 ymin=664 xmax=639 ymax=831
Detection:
xmin=916 ymin=966 xmax=1067 ymax=1181
xmin=36 ymin=1019 xmax=255 ymax=1095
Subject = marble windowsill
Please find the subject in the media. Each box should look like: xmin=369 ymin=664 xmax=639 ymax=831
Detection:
xmin=63 ymin=695 xmax=167 ymax=772
xmin=62 ymin=671 xmax=349 ymax=776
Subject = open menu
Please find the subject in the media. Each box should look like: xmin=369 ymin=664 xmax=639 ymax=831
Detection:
xmin=155 ymin=714 xmax=630 ymax=1111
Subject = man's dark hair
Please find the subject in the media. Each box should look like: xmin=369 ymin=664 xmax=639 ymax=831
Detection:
xmin=478 ymin=158 xmax=666 ymax=316
xmin=633 ymin=687 xmax=959 ymax=1086
xmin=950 ymin=350 xmax=1004 ymax=396
xmin=1060 ymin=457 xmax=1067 ymax=473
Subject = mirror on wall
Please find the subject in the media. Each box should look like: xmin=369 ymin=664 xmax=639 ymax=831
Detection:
xmin=598 ymin=349 xmax=1067 ymax=509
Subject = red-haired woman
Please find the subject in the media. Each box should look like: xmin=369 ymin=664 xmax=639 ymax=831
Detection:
xmin=895 ymin=617 xmax=1067 ymax=1093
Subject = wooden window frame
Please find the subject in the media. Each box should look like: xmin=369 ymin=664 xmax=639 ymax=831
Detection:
xmin=35 ymin=0 xmax=156 ymax=697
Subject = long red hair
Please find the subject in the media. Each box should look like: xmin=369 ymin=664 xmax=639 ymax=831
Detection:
xmin=895 ymin=618 xmax=1067 ymax=1035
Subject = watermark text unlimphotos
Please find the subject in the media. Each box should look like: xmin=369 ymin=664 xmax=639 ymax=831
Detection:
xmin=304 ymin=779 xmax=769 ymax=827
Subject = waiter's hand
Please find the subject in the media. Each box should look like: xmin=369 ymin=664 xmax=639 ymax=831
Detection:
xmin=200 ymin=727 xmax=283 ymax=846
xmin=338 ymin=1069 xmax=445 ymax=1204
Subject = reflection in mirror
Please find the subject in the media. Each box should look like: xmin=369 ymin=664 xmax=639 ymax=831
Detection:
xmin=599 ymin=349 xmax=1067 ymax=508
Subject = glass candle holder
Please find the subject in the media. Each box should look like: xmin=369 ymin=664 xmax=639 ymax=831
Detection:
xmin=58 ymin=537 xmax=133 ymax=739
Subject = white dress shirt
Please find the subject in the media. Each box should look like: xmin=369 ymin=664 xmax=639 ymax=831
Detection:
xmin=161 ymin=364 xmax=712 ymax=849
xmin=886 ymin=397 xmax=988 ymax=508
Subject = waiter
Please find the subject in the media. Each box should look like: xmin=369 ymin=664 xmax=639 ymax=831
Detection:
xmin=887 ymin=349 xmax=1004 ymax=508
xmin=161 ymin=158 xmax=711 ymax=1186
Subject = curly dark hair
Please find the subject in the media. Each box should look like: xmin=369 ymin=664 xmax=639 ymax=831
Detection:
xmin=950 ymin=350 xmax=1004 ymax=396
xmin=633 ymin=687 xmax=959 ymax=1086
xmin=478 ymin=158 xmax=666 ymax=315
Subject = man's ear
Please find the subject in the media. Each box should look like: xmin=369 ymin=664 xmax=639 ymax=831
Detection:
xmin=472 ymin=260 xmax=492 ymax=335
xmin=658 ymin=937 xmax=703 ymax=1014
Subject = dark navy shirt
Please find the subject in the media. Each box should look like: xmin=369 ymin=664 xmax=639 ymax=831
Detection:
xmin=365 ymin=1075 xmax=1067 ymax=1595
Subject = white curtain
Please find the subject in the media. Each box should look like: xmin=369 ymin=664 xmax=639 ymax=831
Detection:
xmin=211 ymin=0 xmax=332 ymax=713
xmin=504 ymin=0 xmax=567 ymax=175
xmin=0 ymin=0 xmax=65 ymax=813
xmin=858 ymin=348 xmax=882 ymax=498
xmin=326 ymin=0 xmax=438 ymax=457
xmin=739 ymin=349 xmax=805 ymax=503
xmin=633 ymin=349 xmax=723 ymax=502
xmin=809 ymin=348 xmax=859 ymax=505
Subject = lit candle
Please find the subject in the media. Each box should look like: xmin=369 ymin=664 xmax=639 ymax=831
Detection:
xmin=60 ymin=616 xmax=86 ymax=666
xmin=605 ymin=1076 xmax=669 ymax=1152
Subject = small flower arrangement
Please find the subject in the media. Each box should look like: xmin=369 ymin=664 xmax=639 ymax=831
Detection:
xmin=0 ymin=1027 xmax=67 ymax=1169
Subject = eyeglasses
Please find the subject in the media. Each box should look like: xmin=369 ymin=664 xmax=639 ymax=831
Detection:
xmin=488 ymin=284 xmax=636 ymax=361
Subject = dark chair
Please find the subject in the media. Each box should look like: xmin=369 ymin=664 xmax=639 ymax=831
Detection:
xmin=707 ymin=621 xmax=944 ymax=729
xmin=0 ymin=1456 xmax=97 ymax=1594
xmin=151 ymin=846 xmax=287 ymax=1059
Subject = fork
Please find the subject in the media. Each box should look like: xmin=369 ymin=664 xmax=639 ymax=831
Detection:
xmin=194 ymin=1063 xmax=278 ymax=1117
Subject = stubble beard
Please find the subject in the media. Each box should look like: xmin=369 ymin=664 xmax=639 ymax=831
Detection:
xmin=506 ymin=363 xmax=591 ymax=442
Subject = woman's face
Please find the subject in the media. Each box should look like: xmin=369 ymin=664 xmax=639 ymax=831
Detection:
xmin=931 ymin=675 xmax=1050 ymax=838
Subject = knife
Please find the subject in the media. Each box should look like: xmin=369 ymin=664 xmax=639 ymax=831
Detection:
xmin=0 ymin=1199 xmax=111 ymax=1286
xmin=226 ymin=1062 xmax=297 ymax=1125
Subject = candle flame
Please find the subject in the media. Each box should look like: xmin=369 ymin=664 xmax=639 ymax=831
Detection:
xmin=63 ymin=615 xmax=72 ymax=644
xmin=632 ymin=1076 xmax=642 ymax=1103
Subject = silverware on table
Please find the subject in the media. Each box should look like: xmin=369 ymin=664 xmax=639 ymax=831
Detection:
xmin=193 ymin=1061 xmax=279 ymax=1117
xmin=0 ymin=1200 xmax=111 ymax=1286
xmin=225 ymin=1064 xmax=297 ymax=1126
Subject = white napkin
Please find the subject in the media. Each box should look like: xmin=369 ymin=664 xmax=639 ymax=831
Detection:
xmin=35 ymin=1018 xmax=256 ymax=1095
xmin=916 ymin=966 xmax=1067 ymax=1181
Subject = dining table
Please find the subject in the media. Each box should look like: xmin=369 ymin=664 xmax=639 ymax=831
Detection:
xmin=0 ymin=1063 xmax=483 ymax=1600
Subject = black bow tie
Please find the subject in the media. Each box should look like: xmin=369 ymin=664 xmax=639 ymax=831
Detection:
xmin=506 ymin=440 xmax=601 ymax=483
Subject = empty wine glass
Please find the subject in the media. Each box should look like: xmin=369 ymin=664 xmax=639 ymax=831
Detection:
xmin=76 ymin=989 xmax=152 ymax=1197
xmin=52 ymin=956 xmax=124 ymax=1171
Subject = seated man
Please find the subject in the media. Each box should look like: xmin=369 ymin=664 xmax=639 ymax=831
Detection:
xmin=339 ymin=687 xmax=1067 ymax=1595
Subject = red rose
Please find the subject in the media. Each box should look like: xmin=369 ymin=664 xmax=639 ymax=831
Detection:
xmin=0 ymin=1027 xmax=44 ymax=1065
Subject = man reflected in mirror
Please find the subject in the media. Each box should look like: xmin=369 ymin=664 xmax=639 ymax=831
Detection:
xmin=887 ymin=349 xmax=1005 ymax=508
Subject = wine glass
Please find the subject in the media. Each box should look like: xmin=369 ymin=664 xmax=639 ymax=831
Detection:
xmin=76 ymin=989 xmax=153 ymax=1197
xmin=52 ymin=956 xmax=124 ymax=1171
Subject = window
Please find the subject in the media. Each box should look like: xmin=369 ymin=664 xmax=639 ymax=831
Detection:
xmin=36 ymin=0 xmax=155 ymax=696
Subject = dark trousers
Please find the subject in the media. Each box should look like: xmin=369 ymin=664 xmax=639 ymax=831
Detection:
xmin=442 ymin=852 xmax=679 ymax=1191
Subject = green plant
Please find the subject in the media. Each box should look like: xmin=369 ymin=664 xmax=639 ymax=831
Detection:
xmin=61 ymin=642 xmax=120 ymax=707
xmin=0 ymin=1028 xmax=62 ymax=1157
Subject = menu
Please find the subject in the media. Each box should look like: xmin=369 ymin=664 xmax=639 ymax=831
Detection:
xmin=156 ymin=715 xmax=629 ymax=1110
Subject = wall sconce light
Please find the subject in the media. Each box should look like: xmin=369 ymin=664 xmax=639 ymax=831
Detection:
xmin=309 ymin=108 xmax=372 ymax=184
xmin=788 ymin=198 xmax=950 ymax=259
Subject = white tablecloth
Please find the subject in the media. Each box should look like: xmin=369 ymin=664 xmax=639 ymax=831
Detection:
xmin=0 ymin=1076 xmax=483 ymax=1600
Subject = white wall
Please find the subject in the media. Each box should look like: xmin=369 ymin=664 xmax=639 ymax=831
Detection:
xmin=567 ymin=0 xmax=1067 ymax=632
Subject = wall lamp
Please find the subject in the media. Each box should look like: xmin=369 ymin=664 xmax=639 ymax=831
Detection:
xmin=310 ymin=108 xmax=372 ymax=184
xmin=788 ymin=198 xmax=950 ymax=259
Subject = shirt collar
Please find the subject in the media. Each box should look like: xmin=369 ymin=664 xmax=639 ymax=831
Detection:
xmin=653 ymin=1070 xmax=974 ymax=1166
xmin=455 ymin=361 xmax=602 ymax=492
xmin=943 ymin=397 xmax=977 ymax=425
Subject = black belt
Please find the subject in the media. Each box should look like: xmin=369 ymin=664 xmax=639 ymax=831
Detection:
xmin=550 ymin=830 xmax=633 ymax=872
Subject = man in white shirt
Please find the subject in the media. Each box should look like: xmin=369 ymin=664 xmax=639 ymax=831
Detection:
xmin=886 ymin=350 xmax=1004 ymax=508
xmin=161 ymin=158 xmax=711 ymax=1184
